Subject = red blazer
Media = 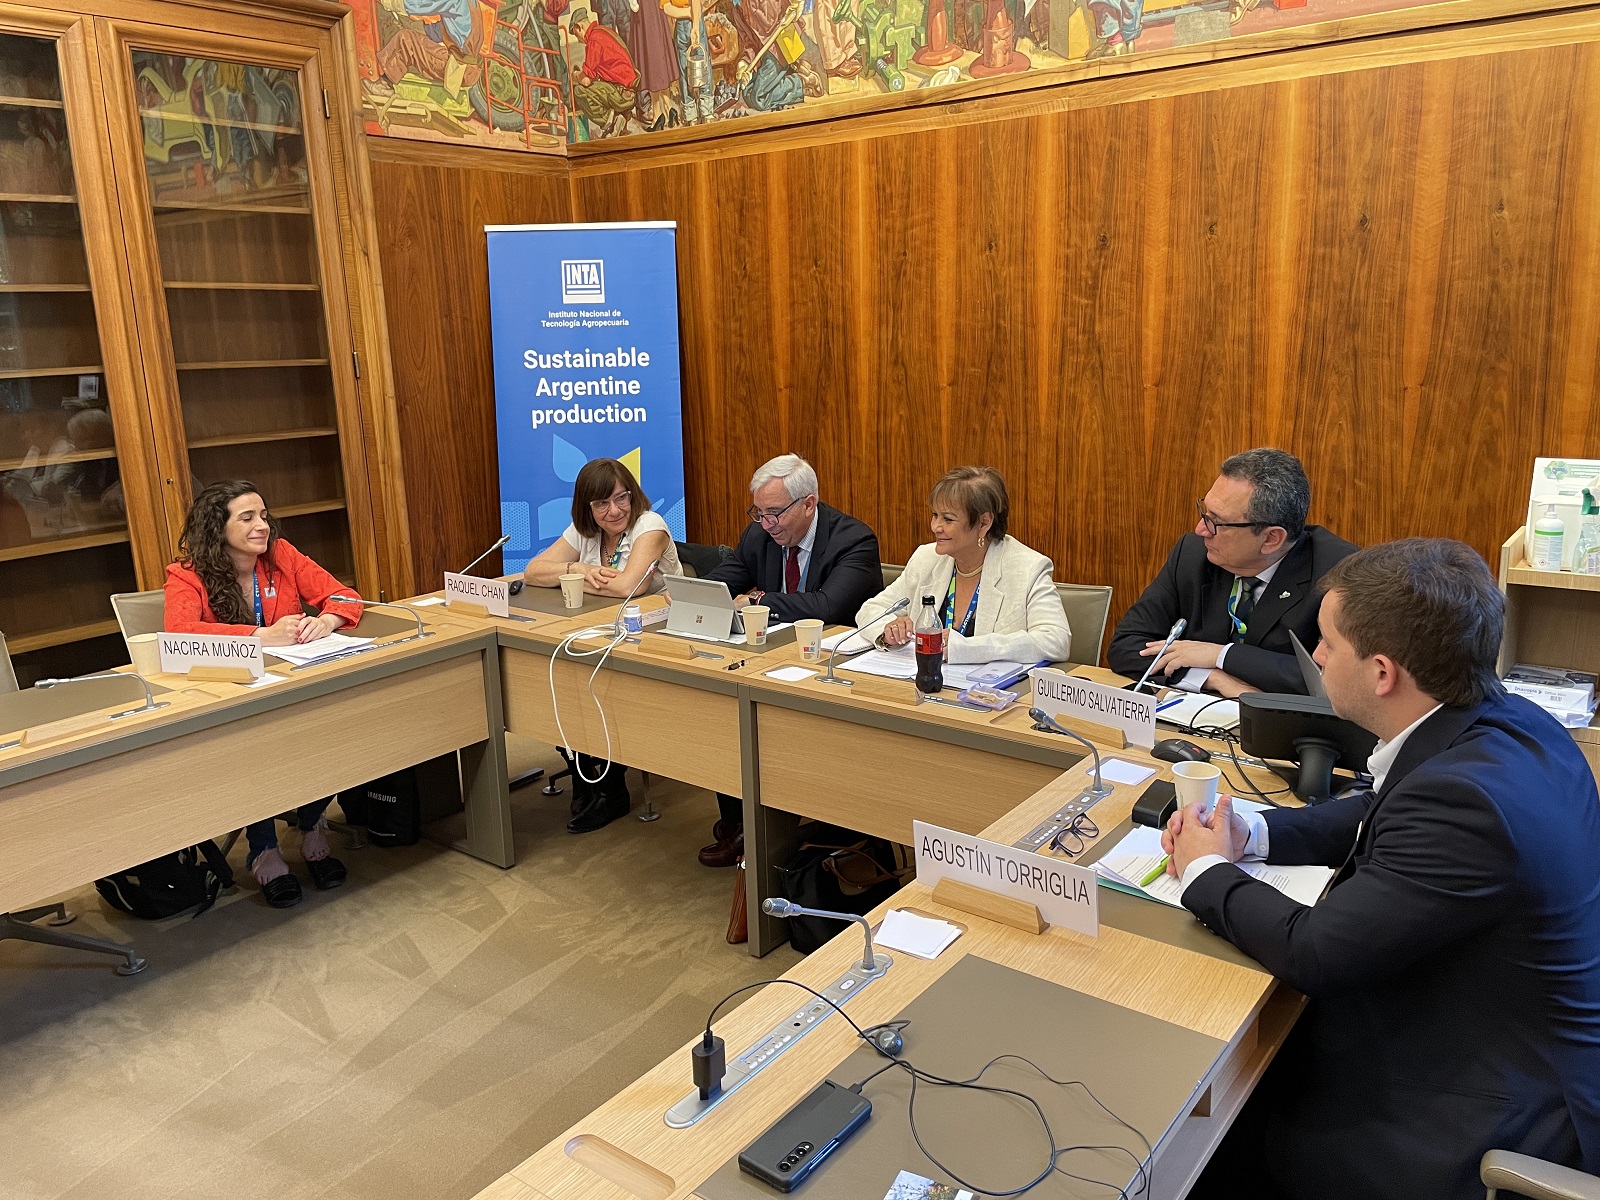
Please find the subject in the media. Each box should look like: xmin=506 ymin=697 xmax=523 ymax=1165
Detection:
xmin=163 ymin=538 xmax=363 ymax=636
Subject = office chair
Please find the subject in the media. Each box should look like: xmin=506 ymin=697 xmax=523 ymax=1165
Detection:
xmin=880 ymin=563 xmax=904 ymax=588
xmin=1483 ymin=1150 xmax=1600 ymax=1199
xmin=110 ymin=588 xmax=165 ymax=648
xmin=0 ymin=629 xmax=148 ymax=974
xmin=674 ymin=541 xmax=731 ymax=579
xmin=1055 ymin=582 xmax=1114 ymax=667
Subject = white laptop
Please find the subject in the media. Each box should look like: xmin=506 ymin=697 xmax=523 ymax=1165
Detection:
xmin=661 ymin=575 xmax=744 ymax=641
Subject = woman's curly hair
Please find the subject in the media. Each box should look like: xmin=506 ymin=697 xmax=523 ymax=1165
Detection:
xmin=176 ymin=480 xmax=281 ymax=626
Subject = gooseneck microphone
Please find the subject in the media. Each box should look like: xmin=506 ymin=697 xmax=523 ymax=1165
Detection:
xmin=1132 ymin=617 xmax=1187 ymax=693
xmin=457 ymin=533 xmax=511 ymax=577
xmin=35 ymin=671 xmax=167 ymax=720
xmin=762 ymin=897 xmax=882 ymax=973
xmin=329 ymin=596 xmax=430 ymax=644
xmin=814 ymin=596 xmax=911 ymax=687
xmin=1028 ymin=707 xmax=1113 ymax=800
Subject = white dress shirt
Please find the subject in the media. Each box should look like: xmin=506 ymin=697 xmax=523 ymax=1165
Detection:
xmin=1176 ymin=703 xmax=1444 ymax=899
xmin=782 ymin=513 xmax=819 ymax=594
xmin=1174 ymin=557 xmax=1284 ymax=692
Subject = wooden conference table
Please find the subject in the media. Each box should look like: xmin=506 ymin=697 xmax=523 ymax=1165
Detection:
xmin=0 ymin=608 xmax=515 ymax=918
xmin=466 ymin=727 xmax=1299 ymax=1200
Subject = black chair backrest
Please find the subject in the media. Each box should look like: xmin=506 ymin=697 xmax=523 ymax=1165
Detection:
xmin=676 ymin=541 xmax=730 ymax=579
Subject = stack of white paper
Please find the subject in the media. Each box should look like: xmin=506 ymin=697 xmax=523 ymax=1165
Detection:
xmin=875 ymin=909 xmax=963 ymax=959
xmin=1503 ymin=663 xmax=1599 ymax=729
xmin=1093 ymin=823 xmax=1334 ymax=910
xmin=264 ymin=633 xmax=375 ymax=667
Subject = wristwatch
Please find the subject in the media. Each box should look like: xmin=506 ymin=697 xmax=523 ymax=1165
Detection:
xmin=748 ymin=590 xmax=765 ymax=605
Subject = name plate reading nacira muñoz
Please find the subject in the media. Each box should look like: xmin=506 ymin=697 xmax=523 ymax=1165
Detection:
xmin=914 ymin=820 xmax=1098 ymax=936
xmin=444 ymin=572 xmax=511 ymax=617
xmin=158 ymin=633 xmax=264 ymax=678
xmin=1030 ymin=668 xmax=1156 ymax=749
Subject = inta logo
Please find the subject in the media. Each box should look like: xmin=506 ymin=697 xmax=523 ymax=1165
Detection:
xmin=561 ymin=259 xmax=605 ymax=304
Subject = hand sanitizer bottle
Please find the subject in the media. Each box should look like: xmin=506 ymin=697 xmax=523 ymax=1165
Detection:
xmin=1531 ymin=504 xmax=1567 ymax=571
xmin=1573 ymin=491 xmax=1600 ymax=575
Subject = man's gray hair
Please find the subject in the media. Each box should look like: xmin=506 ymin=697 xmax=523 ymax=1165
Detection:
xmin=1220 ymin=447 xmax=1310 ymax=541
xmin=749 ymin=454 xmax=818 ymax=503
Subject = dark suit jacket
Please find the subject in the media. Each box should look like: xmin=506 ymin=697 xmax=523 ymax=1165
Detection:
xmin=704 ymin=503 xmax=883 ymax=625
xmin=1184 ymin=691 xmax=1600 ymax=1200
xmin=1106 ymin=526 xmax=1357 ymax=693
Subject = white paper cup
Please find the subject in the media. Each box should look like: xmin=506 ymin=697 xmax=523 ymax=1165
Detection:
xmin=127 ymin=633 xmax=162 ymax=677
xmin=795 ymin=618 xmax=824 ymax=662
xmin=559 ymin=573 xmax=584 ymax=609
xmin=742 ymin=605 xmax=770 ymax=646
xmin=1172 ymin=760 xmax=1222 ymax=810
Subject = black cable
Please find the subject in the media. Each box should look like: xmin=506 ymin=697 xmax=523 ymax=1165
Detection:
xmin=702 ymin=980 xmax=1154 ymax=1198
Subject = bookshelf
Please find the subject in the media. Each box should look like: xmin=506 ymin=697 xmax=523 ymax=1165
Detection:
xmin=1498 ymin=529 xmax=1600 ymax=781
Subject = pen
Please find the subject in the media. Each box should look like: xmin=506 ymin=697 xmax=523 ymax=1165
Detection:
xmin=1140 ymin=855 xmax=1171 ymax=887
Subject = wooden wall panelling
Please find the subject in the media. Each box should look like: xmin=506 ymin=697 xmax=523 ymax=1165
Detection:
xmin=386 ymin=12 xmax=1600 ymax=649
xmin=367 ymin=143 xmax=571 ymax=590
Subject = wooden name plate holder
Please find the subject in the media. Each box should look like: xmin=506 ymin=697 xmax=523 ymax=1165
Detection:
xmin=931 ymin=877 xmax=1046 ymax=935
xmin=17 ymin=704 xmax=148 ymax=748
xmin=635 ymin=632 xmax=697 ymax=661
xmin=445 ymin=599 xmax=492 ymax=618
xmin=186 ymin=665 xmax=256 ymax=683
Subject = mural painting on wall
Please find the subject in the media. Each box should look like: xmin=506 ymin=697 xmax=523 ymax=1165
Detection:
xmin=344 ymin=0 xmax=1434 ymax=148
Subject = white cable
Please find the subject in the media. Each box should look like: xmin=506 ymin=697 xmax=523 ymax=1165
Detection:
xmin=546 ymin=565 xmax=659 ymax=787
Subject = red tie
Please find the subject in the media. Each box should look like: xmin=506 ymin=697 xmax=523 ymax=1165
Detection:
xmin=785 ymin=545 xmax=801 ymax=593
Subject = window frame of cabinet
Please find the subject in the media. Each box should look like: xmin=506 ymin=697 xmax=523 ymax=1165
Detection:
xmin=1 ymin=0 xmax=410 ymax=654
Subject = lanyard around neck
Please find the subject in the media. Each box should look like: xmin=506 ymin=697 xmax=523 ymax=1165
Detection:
xmin=252 ymin=571 xmax=264 ymax=626
xmin=942 ymin=572 xmax=980 ymax=634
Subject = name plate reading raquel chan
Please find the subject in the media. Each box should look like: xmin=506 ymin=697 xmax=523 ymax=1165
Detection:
xmin=914 ymin=820 xmax=1099 ymax=937
xmin=444 ymin=572 xmax=510 ymax=617
xmin=1030 ymin=667 xmax=1156 ymax=749
xmin=158 ymin=632 xmax=264 ymax=679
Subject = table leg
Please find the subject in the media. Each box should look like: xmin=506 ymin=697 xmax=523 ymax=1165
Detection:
xmin=742 ymin=695 xmax=802 ymax=955
xmin=457 ymin=641 xmax=515 ymax=868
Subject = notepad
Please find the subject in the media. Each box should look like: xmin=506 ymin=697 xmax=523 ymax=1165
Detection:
xmin=264 ymin=633 xmax=374 ymax=667
xmin=1093 ymin=823 xmax=1334 ymax=910
xmin=1088 ymin=758 xmax=1157 ymax=786
xmin=1156 ymin=693 xmax=1240 ymax=730
xmin=876 ymin=909 xmax=963 ymax=960
xmin=764 ymin=665 xmax=816 ymax=682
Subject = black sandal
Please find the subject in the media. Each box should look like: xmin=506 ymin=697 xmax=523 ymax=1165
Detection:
xmin=305 ymin=855 xmax=347 ymax=890
xmin=261 ymin=872 xmax=303 ymax=909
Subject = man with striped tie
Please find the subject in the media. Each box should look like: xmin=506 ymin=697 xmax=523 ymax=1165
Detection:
xmin=1108 ymin=448 xmax=1357 ymax=697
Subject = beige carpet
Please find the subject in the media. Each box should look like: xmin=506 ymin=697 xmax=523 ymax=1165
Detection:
xmin=0 ymin=740 xmax=799 ymax=1200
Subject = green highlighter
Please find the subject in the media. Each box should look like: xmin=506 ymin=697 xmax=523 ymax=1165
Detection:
xmin=1140 ymin=855 xmax=1171 ymax=887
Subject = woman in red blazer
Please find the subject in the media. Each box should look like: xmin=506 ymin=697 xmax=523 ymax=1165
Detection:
xmin=164 ymin=480 xmax=364 ymax=908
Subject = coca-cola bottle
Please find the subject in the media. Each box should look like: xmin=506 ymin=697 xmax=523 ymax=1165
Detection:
xmin=914 ymin=594 xmax=944 ymax=695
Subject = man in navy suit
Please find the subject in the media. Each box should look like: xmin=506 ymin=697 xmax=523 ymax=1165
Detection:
xmin=699 ymin=453 xmax=883 ymax=868
xmin=1168 ymin=538 xmax=1600 ymax=1200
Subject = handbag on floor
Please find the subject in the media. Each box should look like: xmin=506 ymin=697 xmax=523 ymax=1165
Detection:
xmin=726 ymin=860 xmax=748 ymax=944
xmin=95 ymin=840 xmax=234 ymax=920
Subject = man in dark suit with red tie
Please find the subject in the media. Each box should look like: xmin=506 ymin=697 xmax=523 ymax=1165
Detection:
xmin=1108 ymin=448 xmax=1357 ymax=696
xmin=1167 ymin=538 xmax=1600 ymax=1199
xmin=699 ymin=453 xmax=883 ymax=866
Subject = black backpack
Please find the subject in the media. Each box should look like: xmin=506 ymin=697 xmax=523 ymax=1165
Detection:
xmin=95 ymin=841 xmax=235 ymax=920
xmin=773 ymin=826 xmax=911 ymax=953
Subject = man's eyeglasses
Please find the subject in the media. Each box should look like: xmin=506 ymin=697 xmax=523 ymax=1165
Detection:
xmin=1195 ymin=499 xmax=1266 ymax=538
xmin=591 ymin=492 xmax=632 ymax=515
xmin=747 ymin=494 xmax=809 ymax=527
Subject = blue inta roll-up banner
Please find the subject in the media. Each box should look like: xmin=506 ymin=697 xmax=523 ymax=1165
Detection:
xmin=485 ymin=221 xmax=685 ymax=575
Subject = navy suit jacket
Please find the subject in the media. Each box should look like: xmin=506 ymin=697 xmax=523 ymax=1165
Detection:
xmin=1184 ymin=690 xmax=1600 ymax=1200
xmin=704 ymin=502 xmax=883 ymax=626
xmin=1107 ymin=526 xmax=1357 ymax=693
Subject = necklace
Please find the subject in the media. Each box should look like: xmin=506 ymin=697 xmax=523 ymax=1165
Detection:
xmin=954 ymin=561 xmax=984 ymax=579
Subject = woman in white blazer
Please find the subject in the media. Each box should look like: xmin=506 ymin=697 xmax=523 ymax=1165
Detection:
xmin=856 ymin=466 xmax=1072 ymax=664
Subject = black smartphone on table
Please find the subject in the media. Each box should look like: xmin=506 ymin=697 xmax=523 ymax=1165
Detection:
xmin=737 ymin=1079 xmax=872 ymax=1193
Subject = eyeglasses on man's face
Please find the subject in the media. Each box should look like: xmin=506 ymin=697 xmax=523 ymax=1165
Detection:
xmin=747 ymin=493 xmax=808 ymax=527
xmin=1195 ymin=498 xmax=1266 ymax=538
xmin=591 ymin=491 xmax=632 ymax=516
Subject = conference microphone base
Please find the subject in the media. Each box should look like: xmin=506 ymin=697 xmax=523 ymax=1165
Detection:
xmin=663 ymin=952 xmax=892 ymax=1128
xmin=813 ymin=672 xmax=853 ymax=686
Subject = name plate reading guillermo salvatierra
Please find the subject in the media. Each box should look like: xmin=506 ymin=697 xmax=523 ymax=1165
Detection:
xmin=914 ymin=820 xmax=1098 ymax=936
xmin=1030 ymin=667 xmax=1156 ymax=749
xmin=158 ymin=632 xmax=264 ymax=679
xmin=443 ymin=572 xmax=510 ymax=617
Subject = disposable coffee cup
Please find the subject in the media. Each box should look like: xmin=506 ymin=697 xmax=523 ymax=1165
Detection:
xmin=795 ymin=618 xmax=824 ymax=662
xmin=1172 ymin=760 xmax=1222 ymax=810
xmin=559 ymin=573 xmax=584 ymax=609
xmin=127 ymin=633 xmax=161 ymax=676
xmin=742 ymin=605 xmax=770 ymax=646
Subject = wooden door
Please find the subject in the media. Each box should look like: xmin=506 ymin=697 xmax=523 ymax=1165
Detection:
xmin=0 ymin=5 xmax=164 ymax=685
xmin=95 ymin=16 xmax=380 ymax=599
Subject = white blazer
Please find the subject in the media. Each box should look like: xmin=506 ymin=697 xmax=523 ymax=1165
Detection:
xmin=855 ymin=535 xmax=1072 ymax=664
